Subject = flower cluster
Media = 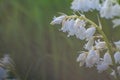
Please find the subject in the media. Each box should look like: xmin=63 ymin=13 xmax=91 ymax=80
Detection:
xmin=0 ymin=54 xmax=19 ymax=80
xmin=51 ymin=14 xmax=120 ymax=79
xmin=71 ymin=0 xmax=120 ymax=28
xmin=51 ymin=0 xmax=120 ymax=79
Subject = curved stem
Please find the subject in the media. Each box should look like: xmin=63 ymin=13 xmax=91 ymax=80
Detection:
xmin=82 ymin=16 xmax=119 ymax=80
xmin=67 ymin=15 xmax=120 ymax=80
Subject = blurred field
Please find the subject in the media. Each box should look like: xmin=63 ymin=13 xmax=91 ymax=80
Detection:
xmin=0 ymin=0 xmax=120 ymax=80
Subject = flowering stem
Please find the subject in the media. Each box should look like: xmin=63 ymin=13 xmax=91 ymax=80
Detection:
xmin=67 ymin=15 xmax=120 ymax=80
xmin=80 ymin=16 xmax=120 ymax=80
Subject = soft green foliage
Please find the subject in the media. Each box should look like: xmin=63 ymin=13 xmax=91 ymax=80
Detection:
xmin=0 ymin=0 xmax=120 ymax=80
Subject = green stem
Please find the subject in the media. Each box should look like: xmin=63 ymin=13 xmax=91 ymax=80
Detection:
xmin=67 ymin=15 xmax=120 ymax=80
xmin=81 ymin=16 xmax=119 ymax=80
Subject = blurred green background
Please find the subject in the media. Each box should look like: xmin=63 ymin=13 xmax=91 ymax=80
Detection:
xmin=0 ymin=0 xmax=120 ymax=80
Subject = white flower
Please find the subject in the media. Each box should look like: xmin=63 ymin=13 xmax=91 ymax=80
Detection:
xmin=84 ymin=37 xmax=94 ymax=50
xmin=77 ymin=52 xmax=87 ymax=66
xmin=114 ymin=51 xmax=120 ymax=64
xmin=103 ymin=52 xmax=112 ymax=65
xmin=75 ymin=26 xmax=86 ymax=40
xmin=95 ymin=40 xmax=107 ymax=50
xmin=71 ymin=0 xmax=91 ymax=12
xmin=74 ymin=19 xmax=86 ymax=27
xmin=85 ymin=27 xmax=96 ymax=40
xmin=112 ymin=4 xmax=120 ymax=17
xmin=61 ymin=19 xmax=75 ymax=37
xmin=114 ymin=40 xmax=120 ymax=50
xmin=86 ymin=49 xmax=100 ymax=68
xmin=73 ymin=18 xmax=87 ymax=40
xmin=71 ymin=0 xmax=101 ymax=12
xmin=112 ymin=19 xmax=120 ymax=28
xmin=89 ymin=0 xmax=101 ymax=10
xmin=50 ymin=15 xmax=66 ymax=25
xmin=100 ymin=0 xmax=113 ymax=19
xmin=96 ymin=52 xmax=112 ymax=73
xmin=100 ymin=0 xmax=120 ymax=19
xmin=97 ymin=62 xmax=109 ymax=73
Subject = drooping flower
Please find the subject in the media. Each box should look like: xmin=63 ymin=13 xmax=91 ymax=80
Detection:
xmin=73 ymin=18 xmax=87 ymax=40
xmin=112 ymin=4 xmax=120 ymax=17
xmin=114 ymin=51 xmax=120 ymax=64
xmin=103 ymin=52 xmax=112 ymax=65
xmin=61 ymin=19 xmax=76 ymax=37
xmin=50 ymin=15 xmax=66 ymax=25
xmin=74 ymin=25 xmax=86 ymax=40
xmin=71 ymin=0 xmax=101 ymax=12
xmin=114 ymin=40 xmax=120 ymax=50
xmin=85 ymin=27 xmax=96 ymax=40
xmin=86 ymin=49 xmax=100 ymax=68
xmin=100 ymin=0 xmax=120 ymax=19
xmin=97 ymin=62 xmax=109 ymax=73
xmin=96 ymin=52 xmax=112 ymax=73
xmin=89 ymin=0 xmax=101 ymax=10
xmin=95 ymin=40 xmax=107 ymax=50
xmin=74 ymin=18 xmax=86 ymax=28
xmin=77 ymin=52 xmax=88 ymax=66
xmin=71 ymin=0 xmax=91 ymax=12
xmin=84 ymin=37 xmax=94 ymax=50
xmin=112 ymin=19 xmax=120 ymax=28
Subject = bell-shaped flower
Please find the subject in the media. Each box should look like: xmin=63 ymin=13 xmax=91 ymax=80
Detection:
xmin=74 ymin=19 xmax=86 ymax=28
xmin=71 ymin=0 xmax=91 ymax=12
xmin=75 ymin=26 xmax=86 ymax=40
xmin=114 ymin=40 xmax=120 ymax=50
xmin=114 ymin=51 xmax=120 ymax=64
xmin=86 ymin=49 xmax=100 ymax=68
xmin=103 ymin=52 xmax=113 ymax=65
xmin=51 ymin=15 xmax=66 ymax=25
xmin=96 ymin=62 xmax=109 ymax=73
xmin=100 ymin=0 xmax=120 ymax=19
xmin=89 ymin=0 xmax=101 ymax=10
xmin=95 ymin=40 xmax=107 ymax=50
xmin=85 ymin=27 xmax=96 ymax=40
xmin=77 ymin=52 xmax=87 ymax=66
xmin=71 ymin=0 xmax=101 ymax=12
xmin=112 ymin=4 xmax=120 ymax=17
xmin=84 ymin=37 xmax=94 ymax=50
xmin=112 ymin=19 xmax=120 ymax=28
xmin=73 ymin=18 xmax=87 ymax=40
xmin=61 ymin=19 xmax=75 ymax=37
xmin=96 ymin=52 xmax=112 ymax=73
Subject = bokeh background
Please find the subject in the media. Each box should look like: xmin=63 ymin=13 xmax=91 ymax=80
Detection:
xmin=0 ymin=0 xmax=120 ymax=80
